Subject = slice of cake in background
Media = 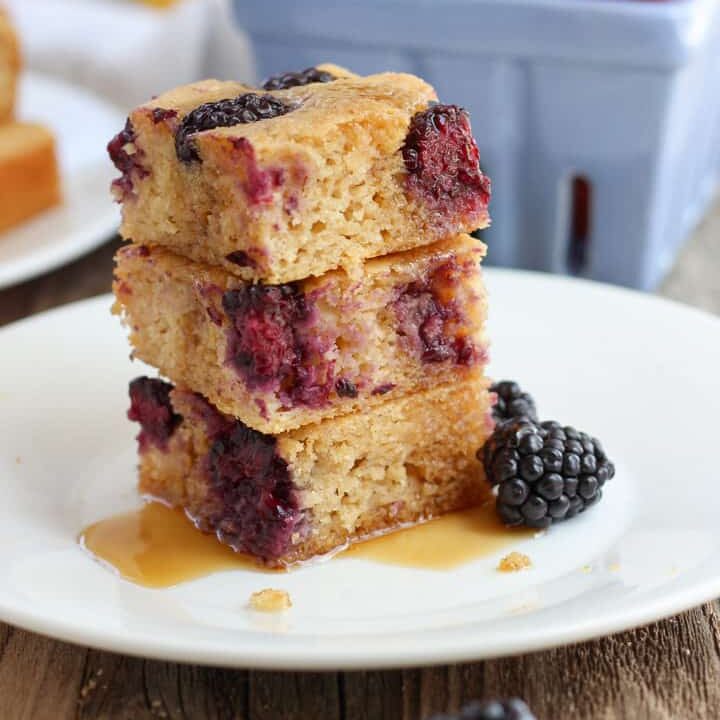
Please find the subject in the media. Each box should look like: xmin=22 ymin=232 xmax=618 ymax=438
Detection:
xmin=113 ymin=234 xmax=489 ymax=433
xmin=0 ymin=9 xmax=62 ymax=234
xmin=0 ymin=123 xmax=61 ymax=233
xmin=128 ymin=375 xmax=493 ymax=567
xmin=0 ymin=7 xmax=20 ymax=123
xmin=108 ymin=67 xmax=491 ymax=283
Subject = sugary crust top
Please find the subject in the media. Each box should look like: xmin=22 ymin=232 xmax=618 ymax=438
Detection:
xmin=114 ymin=233 xmax=486 ymax=293
xmin=137 ymin=71 xmax=437 ymax=153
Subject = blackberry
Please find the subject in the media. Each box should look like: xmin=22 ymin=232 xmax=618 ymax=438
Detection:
xmin=151 ymin=107 xmax=178 ymax=124
xmin=225 ymin=250 xmax=256 ymax=268
xmin=127 ymin=376 xmax=181 ymax=451
xmin=175 ymin=93 xmax=292 ymax=162
xmin=222 ymin=283 xmax=335 ymax=408
xmin=481 ymin=418 xmax=615 ymax=529
xmin=107 ymin=119 xmax=148 ymax=199
xmin=262 ymin=66 xmax=336 ymax=91
xmin=206 ymin=415 xmax=301 ymax=559
xmin=428 ymin=698 xmax=536 ymax=720
xmin=393 ymin=259 xmax=482 ymax=367
xmin=335 ymin=378 xmax=358 ymax=398
xmin=491 ymin=380 xmax=538 ymax=422
xmin=222 ymin=283 xmax=307 ymax=388
xmin=401 ymin=104 xmax=490 ymax=212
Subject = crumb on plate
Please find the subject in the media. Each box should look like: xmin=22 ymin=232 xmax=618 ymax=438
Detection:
xmin=249 ymin=588 xmax=292 ymax=612
xmin=498 ymin=551 xmax=532 ymax=573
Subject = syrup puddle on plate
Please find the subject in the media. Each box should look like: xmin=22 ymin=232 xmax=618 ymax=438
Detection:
xmin=344 ymin=504 xmax=533 ymax=569
xmin=79 ymin=502 xmax=532 ymax=588
xmin=79 ymin=502 xmax=264 ymax=588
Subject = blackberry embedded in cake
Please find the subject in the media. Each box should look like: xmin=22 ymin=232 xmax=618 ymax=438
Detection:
xmin=261 ymin=64 xmax=350 ymax=91
xmin=174 ymin=93 xmax=293 ymax=163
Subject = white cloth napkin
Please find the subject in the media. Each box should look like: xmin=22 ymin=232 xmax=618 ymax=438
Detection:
xmin=4 ymin=0 xmax=255 ymax=110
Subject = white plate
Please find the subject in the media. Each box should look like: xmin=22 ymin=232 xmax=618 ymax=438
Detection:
xmin=0 ymin=72 xmax=123 ymax=289
xmin=1 ymin=271 xmax=720 ymax=670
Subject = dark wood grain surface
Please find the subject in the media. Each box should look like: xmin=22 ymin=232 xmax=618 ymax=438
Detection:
xmin=1 ymin=202 xmax=719 ymax=720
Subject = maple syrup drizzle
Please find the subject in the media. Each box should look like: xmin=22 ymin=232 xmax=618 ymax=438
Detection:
xmin=80 ymin=502 xmax=263 ymax=588
xmin=80 ymin=502 xmax=531 ymax=587
xmin=343 ymin=504 xmax=533 ymax=569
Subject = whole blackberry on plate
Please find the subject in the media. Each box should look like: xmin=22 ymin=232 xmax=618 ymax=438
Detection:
xmin=428 ymin=698 xmax=536 ymax=720
xmin=481 ymin=418 xmax=615 ymax=529
xmin=491 ymin=380 xmax=538 ymax=423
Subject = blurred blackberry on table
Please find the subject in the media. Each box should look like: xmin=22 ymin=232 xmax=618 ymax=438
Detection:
xmin=490 ymin=380 xmax=538 ymax=423
xmin=481 ymin=418 xmax=615 ymax=529
xmin=428 ymin=697 xmax=536 ymax=720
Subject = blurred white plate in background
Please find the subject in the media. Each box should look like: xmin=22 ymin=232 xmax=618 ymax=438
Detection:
xmin=0 ymin=72 xmax=123 ymax=290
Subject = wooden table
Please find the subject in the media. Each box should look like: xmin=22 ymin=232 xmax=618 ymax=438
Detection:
xmin=1 ymin=204 xmax=719 ymax=720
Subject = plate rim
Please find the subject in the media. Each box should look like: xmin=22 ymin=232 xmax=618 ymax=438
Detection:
xmin=0 ymin=566 xmax=718 ymax=671
xmin=2 ymin=274 xmax=720 ymax=669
